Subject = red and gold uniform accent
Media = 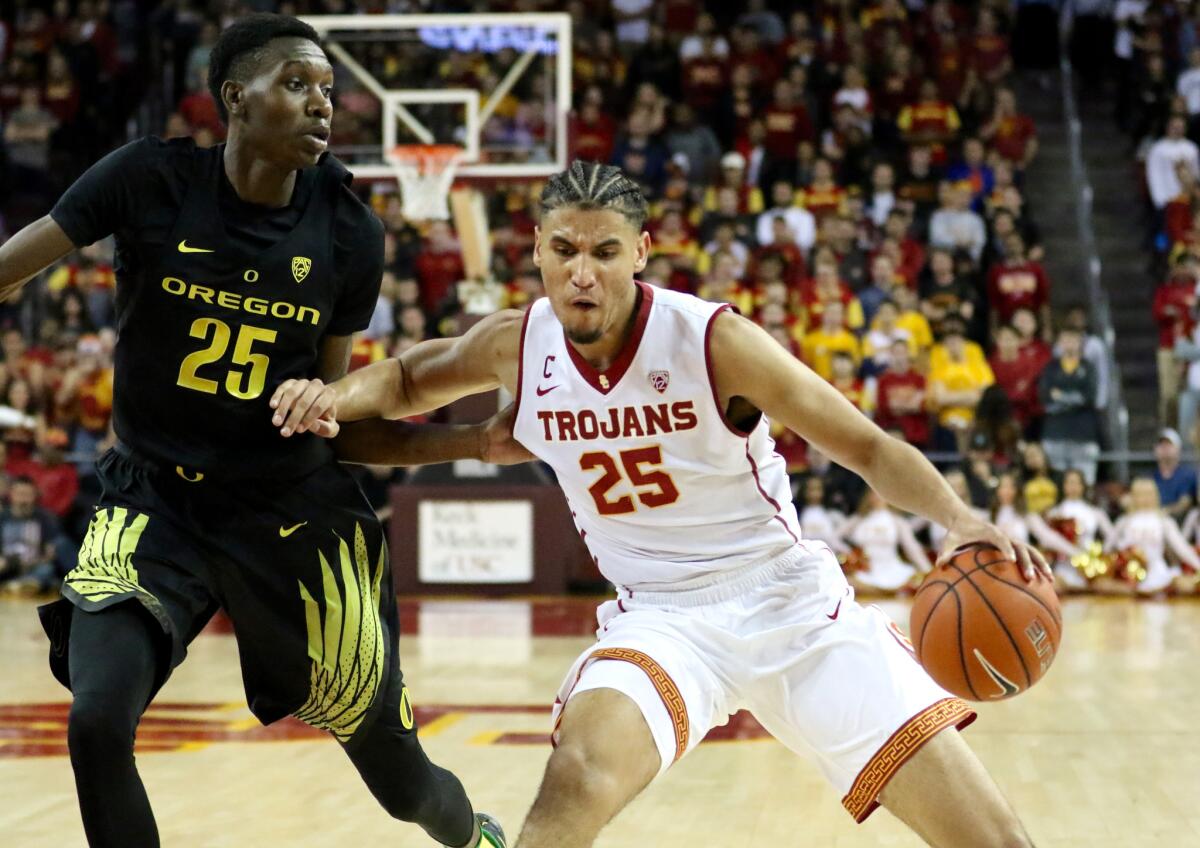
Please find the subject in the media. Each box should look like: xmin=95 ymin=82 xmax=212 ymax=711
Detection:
xmin=842 ymin=697 xmax=975 ymax=822
xmin=589 ymin=647 xmax=690 ymax=763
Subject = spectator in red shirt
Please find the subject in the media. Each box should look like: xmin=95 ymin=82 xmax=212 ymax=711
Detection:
xmin=981 ymin=87 xmax=1038 ymax=171
xmin=177 ymin=65 xmax=224 ymax=139
xmin=1163 ymin=161 xmax=1200 ymax=250
xmin=414 ymin=221 xmax=465 ymax=314
xmin=878 ymin=208 xmax=926 ymax=286
xmin=989 ymin=323 xmax=1048 ymax=435
xmin=569 ymin=86 xmax=617 ymax=163
xmin=919 ymin=0 xmax=970 ymax=52
xmin=728 ymin=25 xmax=782 ymax=94
xmin=987 ymin=232 xmax=1051 ymax=336
xmin=42 ymin=49 xmax=78 ymax=125
xmin=971 ymin=8 xmax=1012 ymax=87
xmin=875 ymin=340 xmax=931 ymax=448
xmin=1153 ymin=252 xmax=1199 ymax=426
xmin=932 ymin=29 xmax=973 ymax=104
xmin=680 ymin=34 xmax=728 ymax=113
xmin=1012 ymin=306 xmax=1054 ymax=363
xmin=8 ymin=429 xmax=78 ymax=519
xmin=1 ymin=327 xmax=46 ymax=398
xmin=897 ymin=78 xmax=962 ymax=163
xmin=762 ymin=78 xmax=815 ymax=161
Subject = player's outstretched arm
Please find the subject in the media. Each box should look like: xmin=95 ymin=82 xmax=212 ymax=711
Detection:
xmin=332 ymin=404 xmax=533 ymax=467
xmin=708 ymin=310 xmax=1051 ymax=580
xmin=0 ymin=216 xmax=77 ymax=297
xmin=270 ymin=308 xmax=523 ymax=434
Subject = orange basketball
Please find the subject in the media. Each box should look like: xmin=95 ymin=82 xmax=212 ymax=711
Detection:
xmin=910 ymin=545 xmax=1063 ymax=702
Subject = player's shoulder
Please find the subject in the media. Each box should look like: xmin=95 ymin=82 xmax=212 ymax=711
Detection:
xmin=465 ymin=308 xmax=525 ymax=361
xmin=128 ymin=134 xmax=204 ymax=169
xmin=90 ymin=134 xmax=197 ymax=178
xmin=646 ymin=283 xmax=724 ymax=323
xmin=328 ymin=158 xmax=384 ymax=245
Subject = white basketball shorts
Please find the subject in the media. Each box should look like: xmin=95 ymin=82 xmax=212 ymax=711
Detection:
xmin=550 ymin=541 xmax=976 ymax=822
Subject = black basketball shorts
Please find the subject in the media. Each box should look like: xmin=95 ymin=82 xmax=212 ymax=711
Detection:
xmin=39 ymin=446 xmax=401 ymax=743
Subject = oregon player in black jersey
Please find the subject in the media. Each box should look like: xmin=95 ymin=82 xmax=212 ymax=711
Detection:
xmin=0 ymin=14 xmax=510 ymax=848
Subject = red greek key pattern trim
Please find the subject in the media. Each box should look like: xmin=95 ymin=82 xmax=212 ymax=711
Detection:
xmin=589 ymin=647 xmax=689 ymax=763
xmin=842 ymin=697 xmax=976 ymax=822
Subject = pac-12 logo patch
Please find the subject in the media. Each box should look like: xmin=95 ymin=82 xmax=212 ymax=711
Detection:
xmin=648 ymin=370 xmax=670 ymax=393
xmin=291 ymin=256 xmax=312 ymax=283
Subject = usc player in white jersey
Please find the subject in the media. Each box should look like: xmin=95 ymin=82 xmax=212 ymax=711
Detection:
xmin=271 ymin=162 xmax=1051 ymax=848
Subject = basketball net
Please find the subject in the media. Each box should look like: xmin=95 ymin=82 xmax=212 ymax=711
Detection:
xmin=386 ymin=144 xmax=464 ymax=221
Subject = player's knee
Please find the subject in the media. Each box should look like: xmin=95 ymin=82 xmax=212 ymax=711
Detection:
xmin=67 ymin=694 xmax=136 ymax=762
xmin=541 ymin=739 xmax=636 ymax=813
xmin=372 ymin=784 xmax=429 ymax=823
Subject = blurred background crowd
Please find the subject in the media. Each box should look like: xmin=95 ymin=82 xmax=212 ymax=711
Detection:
xmin=2 ymin=0 xmax=1200 ymax=599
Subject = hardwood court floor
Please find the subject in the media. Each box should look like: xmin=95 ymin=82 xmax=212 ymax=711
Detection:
xmin=2 ymin=595 xmax=1198 ymax=847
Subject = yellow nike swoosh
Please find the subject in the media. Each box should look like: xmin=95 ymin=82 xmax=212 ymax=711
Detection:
xmin=178 ymin=240 xmax=215 ymax=253
xmin=279 ymin=521 xmax=308 ymax=538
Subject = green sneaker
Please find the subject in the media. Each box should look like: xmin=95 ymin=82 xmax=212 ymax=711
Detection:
xmin=476 ymin=812 xmax=507 ymax=848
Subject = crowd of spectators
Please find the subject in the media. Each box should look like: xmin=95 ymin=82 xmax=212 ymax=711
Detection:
xmin=1 ymin=0 xmax=1191 ymax=599
xmin=1109 ymin=1 xmax=1200 ymax=446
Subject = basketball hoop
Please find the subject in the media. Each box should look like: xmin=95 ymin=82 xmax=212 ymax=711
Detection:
xmin=387 ymin=144 xmax=464 ymax=221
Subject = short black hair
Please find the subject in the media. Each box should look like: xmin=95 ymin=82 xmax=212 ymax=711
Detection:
xmin=207 ymin=13 xmax=322 ymax=124
xmin=540 ymin=161 xmax=649 ymax=230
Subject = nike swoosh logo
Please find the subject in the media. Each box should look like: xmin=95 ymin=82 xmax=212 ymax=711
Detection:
xmin=826 ymin=598 xmax=842 ymax=620
xmin=178 ymin=240 xmax=214 ymax=253
xmin=973 ymin=648 xmax=1021 ymax=698
xmin=279 ymin=521 xmax=308 ymax=538
xmin=536 ymin=384 xmax=559 ymax=396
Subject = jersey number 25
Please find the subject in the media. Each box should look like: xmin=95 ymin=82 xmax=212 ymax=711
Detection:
xmin=579 ymin=446 xmax=680 ymax=515
xmin=177 ymin=318 xmax=276 ymax=400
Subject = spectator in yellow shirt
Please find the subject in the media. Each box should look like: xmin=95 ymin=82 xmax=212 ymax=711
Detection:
xmin=649 ymin=208 xmax=701 ymax=273
xmin=697 ymin=252 xmax=755 ymax=315
xmin=928 ymin=319 xmax=995 ymax=451
xmin=885 ymin=284 xmax=934 ymax=366
xmin=802 ymin=301 xmax=861 ymax=380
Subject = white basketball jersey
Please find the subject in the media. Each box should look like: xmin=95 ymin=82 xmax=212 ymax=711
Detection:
xmin=512 ymin=283 xmax=801 ymax=589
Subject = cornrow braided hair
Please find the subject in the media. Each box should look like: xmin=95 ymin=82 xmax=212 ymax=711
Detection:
xmin=540 ymin=161 xmax=649 ymax=230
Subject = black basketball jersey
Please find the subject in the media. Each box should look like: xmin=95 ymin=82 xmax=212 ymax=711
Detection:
xmin=50 ymin=137 xmax=383 ymax=478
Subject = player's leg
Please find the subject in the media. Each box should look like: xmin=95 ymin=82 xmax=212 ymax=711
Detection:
xmin=879 ymin=728 xmax=1032 ymax=847
xmin=516 ymin=688 xmax=660 ymax=848
xmin=517 ymin=608 xmax=723 ymax=848
xmin=341 ymin=663 xmax=481 ymax=848
xmin=744 ymin=546 xmax=1028 ymax=845
xmin=66 ymin=603 xmax=164 ymax=848
xmin=217 ymin=464 xmax=503 ymax=845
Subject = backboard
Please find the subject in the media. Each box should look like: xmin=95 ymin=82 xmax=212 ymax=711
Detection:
xmin=300 ymin=13 xmax=572 ymax=182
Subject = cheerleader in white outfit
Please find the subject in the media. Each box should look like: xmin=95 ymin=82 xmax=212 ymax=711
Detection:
xmin=989 ymin=472 xmax=1080 ymax=568
xmin=1044 ymin=469 xmax=1114 ymax=593
xmin=841 ymin=489 xmax=931 ymax=593
xmin=1104 ymin=478 xmax=1200 ymax=596
xmin=797 ymin=476 xmax=849 ymax=554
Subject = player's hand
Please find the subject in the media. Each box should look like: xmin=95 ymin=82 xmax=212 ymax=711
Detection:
xmin=938 ymin=514 xmax=1052 ymax=583
xmin=270 ymin=378 xmax=340 ymax=439
xmin=479 ymin=403 xmax=535 ymax=465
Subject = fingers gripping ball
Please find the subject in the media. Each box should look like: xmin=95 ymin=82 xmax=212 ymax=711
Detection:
xmin=910 ymin=544 xmax=1062 ymax=701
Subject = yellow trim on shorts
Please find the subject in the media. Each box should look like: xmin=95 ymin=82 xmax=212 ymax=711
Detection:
xmin=64 ymin=507 xmax=150 ymax=603
xmin=293 ymin=523 xmax=386 ymax=743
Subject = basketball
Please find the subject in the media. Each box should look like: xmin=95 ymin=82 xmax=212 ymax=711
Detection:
xmin=910 ymin=545 xmax=1063 ymax=702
